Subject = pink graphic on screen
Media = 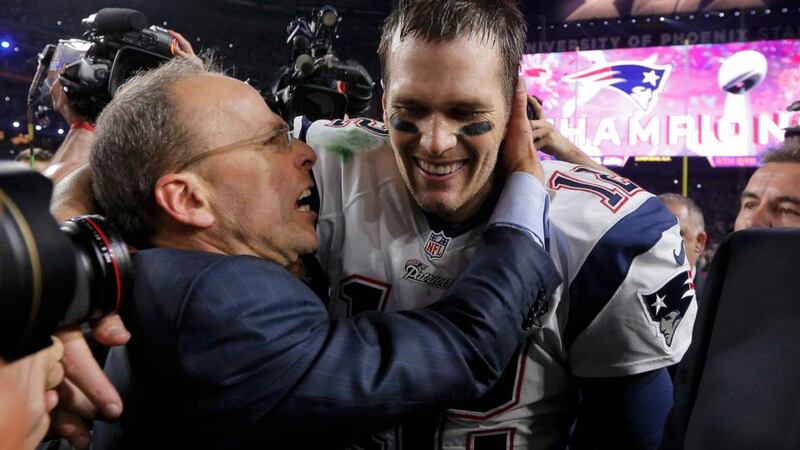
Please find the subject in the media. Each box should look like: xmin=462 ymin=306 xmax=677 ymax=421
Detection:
xmin=522 ymin=39 xmax=800 ymax=165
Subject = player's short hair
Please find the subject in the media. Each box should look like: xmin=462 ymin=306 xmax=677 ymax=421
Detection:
xmin=762 ymin=141 xmax=800 ymax=165
xmin=378 ymin=0 xmax=526 ymax=108
xmin=658 ymin=193 xmax=705 ymax=233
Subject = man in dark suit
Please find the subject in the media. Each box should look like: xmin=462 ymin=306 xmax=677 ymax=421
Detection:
xmin=87 ymin=56 xmax=557 ymax=449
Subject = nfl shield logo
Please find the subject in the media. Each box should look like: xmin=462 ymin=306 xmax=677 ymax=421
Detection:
xmin=424 ymin=231 xmax=451 ymax=259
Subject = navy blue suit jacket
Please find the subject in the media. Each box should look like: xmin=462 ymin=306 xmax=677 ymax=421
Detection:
xmin=93 ymin=226 xmax=558 ymax=449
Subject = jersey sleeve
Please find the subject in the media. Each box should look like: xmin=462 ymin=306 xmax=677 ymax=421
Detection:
xmin=545 ymin=161 xmax=697 ymax=377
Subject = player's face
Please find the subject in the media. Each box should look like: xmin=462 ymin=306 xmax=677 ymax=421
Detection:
xmin=175 ymin=75 xmax=319 ymax=266
xmin=382 ymin=35 xmax=509 ymax=223
xmin=734 ymin=163 xmax=800 ymax=231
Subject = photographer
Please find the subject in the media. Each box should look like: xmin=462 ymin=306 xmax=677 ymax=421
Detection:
xmin=44 ymin=29 xmax=199 ymax=185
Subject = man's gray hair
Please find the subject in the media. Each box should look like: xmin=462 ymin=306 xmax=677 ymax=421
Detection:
xmin=377 ymin=0 xmax=526 ymax=108
xmin=658 ymin=193 xmax=705 ymax=232
xmin=762 ymin=141 xmax=800 ymax=164
xmin=91 ymin=56 xmax=220 ymax=248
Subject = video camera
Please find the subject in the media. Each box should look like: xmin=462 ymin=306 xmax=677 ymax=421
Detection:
xmin=0 ymin=164 xmax=131 ymax=361
xmin=28 ymin=8 xmax=176 ymax=122
xmin=268 ymin=5 xmax=375 ymax=122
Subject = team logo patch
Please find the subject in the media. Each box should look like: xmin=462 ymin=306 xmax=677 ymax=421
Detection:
xmin=638 ymin=270 xmax=695 ymax=347
xmin=563 ymin=57 xmax=671 ymax=113
xmin=402 ymin=259 xmax=455 ymax=290
xmin=424 ymin=231 xmax=451 ymax=259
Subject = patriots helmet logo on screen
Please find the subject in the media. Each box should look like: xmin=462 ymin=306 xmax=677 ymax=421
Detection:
xmin=563 ymin=57 xmax=672 ymax=113
xmin=637 ymin=270 xmax=695 ymax=347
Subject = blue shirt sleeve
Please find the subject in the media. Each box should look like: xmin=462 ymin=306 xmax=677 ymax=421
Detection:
xmin=571 ymin=368 xmax=674 ymax=449
xmin=488 ymin=172 xmax=549 ymax=247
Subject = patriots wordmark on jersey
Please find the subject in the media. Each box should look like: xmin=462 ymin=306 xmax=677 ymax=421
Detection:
xmin=297 ymin=117 xmax=697 ymax=450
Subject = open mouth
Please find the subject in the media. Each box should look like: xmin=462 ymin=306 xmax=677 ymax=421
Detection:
xmin=296 ymin=188 xmax=312 ymax=212
xmin=415 ymin=158 xmax=468 ymax=177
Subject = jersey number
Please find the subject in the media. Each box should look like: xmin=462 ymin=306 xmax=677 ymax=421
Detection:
xmin=340 ymin=275 xmax=391 ymax=317
xmin=326 ymin=118 xmax=389 ymax=137
xmin=549 ymin=166 xmax=643 ymax=213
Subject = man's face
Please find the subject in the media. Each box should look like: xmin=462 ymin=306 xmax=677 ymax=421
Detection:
xmin=734 ymin=162 xmax=800 ymax=231
xmin=382 ymin=34 xmax=509 ymax=223
xmin=172 ymin=75 xmax=318 ymax=266
xmin=664 ymin=201 xmax=705 ymax=268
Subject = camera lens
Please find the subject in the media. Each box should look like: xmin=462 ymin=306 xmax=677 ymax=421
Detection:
xmin=0 ymin=165 xmax=131 ymax=361
xmin=0 ymin=165 xmax=76 ymax=361
xmin=60 ymin=215 xmax=131 ymax=327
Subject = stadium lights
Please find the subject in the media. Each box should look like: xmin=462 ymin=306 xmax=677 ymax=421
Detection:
xmin=12 ymin=121 xmax=19 ymax=128
xmin=35 ymin=125 xmax=42 ymax=131
xmin=57 ymin=128 xmax=64 ymax=135
xmin=0 ymin=41 xmax=9 ymax=49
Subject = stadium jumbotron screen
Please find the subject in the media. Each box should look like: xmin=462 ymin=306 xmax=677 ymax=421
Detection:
xmin=522 ymin=38 xmax=800 ymax=166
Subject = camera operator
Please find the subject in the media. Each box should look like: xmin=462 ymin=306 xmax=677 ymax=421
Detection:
xmin=44 ymin=30 xmax=199 ymax=185
xmin=0 ymin=338 xmax=63 ymax=450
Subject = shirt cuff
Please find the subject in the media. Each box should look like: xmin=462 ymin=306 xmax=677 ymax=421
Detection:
xmin=488 ymin=172 xmax=549 ymax=247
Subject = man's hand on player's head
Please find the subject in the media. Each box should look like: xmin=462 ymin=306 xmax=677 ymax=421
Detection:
xmin=502 ymin=77 xmax=545 ymax=183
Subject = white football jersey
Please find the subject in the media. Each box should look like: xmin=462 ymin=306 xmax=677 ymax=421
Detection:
xmin=298 ymin=117 xmax=697 ymax=450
